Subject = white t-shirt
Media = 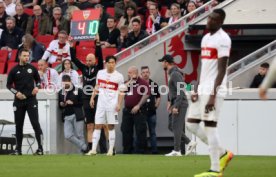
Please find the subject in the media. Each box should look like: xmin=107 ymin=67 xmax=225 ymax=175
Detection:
xmin=199 ymin=28 xmax=231 ymax=96
xmin=96 ymin=69 xmax=124 ymax=111
xmin=40 ymin=68 xmax=59 ymax=89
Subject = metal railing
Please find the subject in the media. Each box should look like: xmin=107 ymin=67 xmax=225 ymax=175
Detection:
xmin=227 ymin=39 xmax=276 ymax=81
xmin=115 ymin=0 xmax=236 ymax=65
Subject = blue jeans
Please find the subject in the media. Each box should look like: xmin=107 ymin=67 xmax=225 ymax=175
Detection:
xmin=147 ymin=114 xmax=158 ymax=153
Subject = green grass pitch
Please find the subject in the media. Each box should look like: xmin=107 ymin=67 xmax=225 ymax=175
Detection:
xmin=0 ymin=155 xmax=275 ymax=177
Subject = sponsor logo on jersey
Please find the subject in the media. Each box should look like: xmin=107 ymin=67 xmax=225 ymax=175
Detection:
xmin=98 ymin=79 xmax=118 ymax=91
xmin=201 ymin=47 xmax=218 ymax=60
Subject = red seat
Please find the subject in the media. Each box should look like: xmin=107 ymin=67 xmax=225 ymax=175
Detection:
xmin=76 ymin=46 xmax=95 ymax=61
xmin=9 ymin=49 xmax=18 ymax=62
xmin=0 ymin=50 xmax=8 ymax=62
xmin=160 ymin=6 xmax=168 ymax=17
xmin=106 ymin=7 xmax=115 ymax=17
xmin=24 ymin=8 xmax=33 ymax=16
xmin=7 ymin=62 xmax=18 ymax=74
xmin=0 ymin=62 xmax=6 ymax=74
xmin=51 ymin=62 xmax=61 ymax=69
xmin=78 ymin=40 xmax=95 ymax=48
xmin=102 ymin=48 xmax=117 ymax=60
xmin=36 ymin=35 xmax=55 ymax=48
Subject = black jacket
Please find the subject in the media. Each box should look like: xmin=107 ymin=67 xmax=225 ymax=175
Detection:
xmin=142 ymin=79 xmax=161 ymax=116
xmin=0 ymin=27 xmax=24 ymax=49
xmin=0 ymin=12 xmax=9 ymax=30
xmin=14 ymin=13 xmax=29 ymax=33
xmin=70 ymin=44 xmax=103 ymax=99
xmin=58 ymin=86 xmax=85 ymax=122
xmin=126 ymin=30 xmax=149 ymax=47
xmin=6 ymin=63 xmax=41 ymax=100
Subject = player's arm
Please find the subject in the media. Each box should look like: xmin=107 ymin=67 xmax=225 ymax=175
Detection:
xmin=6 ymin=68 xmax=18 ymax=94
xmin=90 ymin=84 xmax=99 ymax=108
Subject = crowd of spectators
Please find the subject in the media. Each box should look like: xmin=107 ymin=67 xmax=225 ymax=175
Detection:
xmin=0 ymin=0 xmax=223 ymax=72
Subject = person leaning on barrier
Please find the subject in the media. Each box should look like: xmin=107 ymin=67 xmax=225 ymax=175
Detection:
xmin=58 ymin=74 xmax=87 ymax=154
xmin=6 ymin=48 xmax=44 ymax=155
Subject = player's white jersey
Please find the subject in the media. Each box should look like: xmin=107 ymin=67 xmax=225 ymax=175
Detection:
xmin=199 ymin=28 xmax=231 ymax=96
xmin=96 ymin=69 xmax=124 ymax=111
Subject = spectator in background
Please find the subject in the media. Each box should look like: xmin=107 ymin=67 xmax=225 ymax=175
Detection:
xmin=100 ymin=0 xmax=116 ymax=8
xmin=14 ymin=3 xmax=29 ymax=33
xmin=64 ymin=5 xmax=79 ymax=21
xmin=114 ymin=0 xmax=136 ymax=20
xmin=38 ymin=59 xmax=59 ymax=88
xmin=259 ymin=58 xmax=276 ymax=99
xmin=175 ymin=0 xmax=188 ymax=16
xmin=42 ymin=30 xmax=70 ymax=64
xmin=26 ymin=5 xmax=49 ymax=37
xmin=100 ymin=17 xmax=120 ymax=48
xmin=0 ymin=17 xmax=24 ymax=51
xmin=77 ymin=0 xmax=93 ymax=10
xmin=168 ymin=3 xmax=182 ymax=25
xmin=121 ymin=66 xmax=149 ymax=154
xmin=116 ymin=25 xmax=129 ymax=52
xmin=60 ymin=0 xmax=79 ymax=16
xmin=126 ymin=18 xmax=148 ymax=47
xmin=250 ymin=63 xmax=270 ymax=88
xmin=59 ymin=59 xmax=79 ymax=87
xmin=0 ymin=1 xmax=9 ymax=30
xmin=48 ymin=7 xmax=69 ymax=37
xmin=185 ymin=1 xmax=198 ymax=22
xmin=146 ymin=3 xmax=165 ymax=35
xmin=17 ymin=34 xmax=45 ymax=63
xmin=41 ymin=0 xmax=57 ymax=18
xmin=138 ymin=0 xmax=157 ymax=21
xmin=117 ymin=4 xmax=141 ymax=32
xmin=95 ymin=4 xmax=110 ymax=34
xmin=4 ymin=0 xmax=16 ymax=16
xmin=58 ymin=75 xmax=87 ymax=154
xmin=21 ymin=0 xmax=38 ymax=8
xmin=140 ymin=66 xmax=161 ymax=154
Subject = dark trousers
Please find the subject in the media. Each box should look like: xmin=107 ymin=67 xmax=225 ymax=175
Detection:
xmin=13 ymin=98 xmax=43 ymax=152
xmin=168 ymin=105 xmax=190 ymax=153
xmin=121 ymin=108 xmax=147 ymax=154
xmin=146 ymin=114 xmax=158 ymax=153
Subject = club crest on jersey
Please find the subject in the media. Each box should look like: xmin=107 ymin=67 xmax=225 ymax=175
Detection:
xmin=83 ymin=10 xmax=90 ymax=20
xmin=27 ymin=69 xmax=32 ymax=73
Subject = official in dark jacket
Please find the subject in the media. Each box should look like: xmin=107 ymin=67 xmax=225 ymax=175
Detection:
xmin=6 ymin=49 xmax=44 ymax=155
xmin=58 ymin=74 xmax=87 ymax=153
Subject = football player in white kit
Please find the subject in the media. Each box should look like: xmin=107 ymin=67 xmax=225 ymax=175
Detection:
xmin=186 ymin=9 xmax=233 ymax=177
xmin=86 ymin=56 xmax=125 ymax=156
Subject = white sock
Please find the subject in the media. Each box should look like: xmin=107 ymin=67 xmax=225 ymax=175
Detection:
xmin=186 ymin=122 xmax=208 ymax=144
xmin=205 ymin=127 xmax=224 ymax=172
xmin=108 ymin=129 xmax=115 ymax=151
xmin=91 ymin=129 xmax=101 ymax=152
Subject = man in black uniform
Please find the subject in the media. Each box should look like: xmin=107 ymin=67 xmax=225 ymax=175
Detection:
xmin=6 ymin=49 xmax=44 ymax=155
xmin=69 ymin=35 xmax=107 ymax=153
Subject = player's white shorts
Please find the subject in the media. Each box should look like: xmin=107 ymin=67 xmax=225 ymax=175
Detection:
xmin=186 ymin=95 xmax=224 ymax=122
xmin=95 ymin=108 xmax=119 ymax=125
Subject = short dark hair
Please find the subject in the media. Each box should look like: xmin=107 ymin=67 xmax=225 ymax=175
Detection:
xmin=132 ymin=18 xmax=141 ymax=24
xmin=105 ymin=55 xmax=117 ymax=63
xmin=18 ymin=48 xmax=30 ymax=56
xmin=213 ymin=8 xmax=226 ymax=22
xmin=107 ymin=16 xmax=116 ymax=22
xmin=141 ymin=66 xmax=149 ymax=70
xmin=62 ymin=74 xmax=71 ymax=82
xmin=260 ymin=62 xmax=269 ymax=68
